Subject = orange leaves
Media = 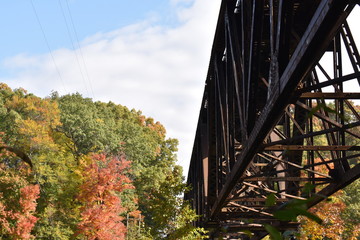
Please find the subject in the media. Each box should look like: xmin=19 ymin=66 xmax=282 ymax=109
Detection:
xmin=11 ymin=184 xmax=40 ymax=240
xmin=76 ymin=153 xmax=135 ymax=240
xmin=0 ymin=184 xmax=40 ymax=240
xmin=19 ymin=185 xmax=40 ymax=213
xmin=138 ymin=115 xmax=166 ymax=138
xmin=300 ymin=193 xmax=347 ymax=239
xmin=7 ymin=95 xmax=61 ymax=128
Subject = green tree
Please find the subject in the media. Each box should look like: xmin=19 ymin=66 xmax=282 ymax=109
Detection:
xmin=143 ymin=165 xmax=207 ymax=239
xmin=341 ymin=179 xmax=360 ymax=239
xmin=55 ymin=93 xmax=203 ymax=239
xmin=0 ymin=85 xmax=81 ymax=239
xmin=0 ymin=86 xmax=203 ymax=239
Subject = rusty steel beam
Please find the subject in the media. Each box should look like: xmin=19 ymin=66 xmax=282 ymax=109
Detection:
xmin=209 ymin=0 xmax=353 ymax=218
xmin=235 ymin=144 xmax=360 ymax=151
xmin=241 ymin=177 xmax=331 ymax=182
xmin=186 ymin=0 xmax=360 ymax=238
xmin=262 ymin=145 xmax=360 ymax=151
xmin=225 ymin=197 xmax=288 ymax=202
xmin=263 ymin=121 xmax=360 ymax=147
xmin=299 ymin=92 xmax=360 ymax=99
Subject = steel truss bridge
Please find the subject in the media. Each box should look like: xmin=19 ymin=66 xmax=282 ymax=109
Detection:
xmin=185 ymin=0 xmax=360 ymax=239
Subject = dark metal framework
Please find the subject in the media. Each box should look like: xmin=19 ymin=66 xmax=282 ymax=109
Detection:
xmin=185 ymin=0 xmax=360 ymax=239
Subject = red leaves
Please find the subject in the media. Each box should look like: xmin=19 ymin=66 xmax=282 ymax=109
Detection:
xmin=0 ymin=184 xmax=40 ymax=240
xmin=19 ymin=185 xmax=40 ymax=213
xmin=76 ymin=153 xmax=134 ymax=240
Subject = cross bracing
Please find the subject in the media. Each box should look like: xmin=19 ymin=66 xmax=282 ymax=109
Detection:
xmin=185 ymin=0 xmax=360 ymax=239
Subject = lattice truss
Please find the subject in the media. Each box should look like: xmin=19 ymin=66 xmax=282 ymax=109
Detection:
xmin=186 ymin=0 xmax=360 ymax=237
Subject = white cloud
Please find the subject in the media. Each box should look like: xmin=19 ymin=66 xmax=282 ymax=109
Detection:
xmin=1 ymin=0 xmax=221 ymax=174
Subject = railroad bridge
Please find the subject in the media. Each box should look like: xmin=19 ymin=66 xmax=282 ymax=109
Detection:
xmin=185 ymin=0 xmax=360 ymax=239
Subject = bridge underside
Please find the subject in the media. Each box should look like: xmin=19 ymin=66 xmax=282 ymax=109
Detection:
xmin=186 ymin=0 xmax=360 ymax=239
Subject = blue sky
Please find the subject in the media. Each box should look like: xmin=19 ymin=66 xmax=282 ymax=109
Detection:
xmin=0 ymin=0 xmax=178 ymax=58
xmin=0 ymin=0 xmax=221 ymax=173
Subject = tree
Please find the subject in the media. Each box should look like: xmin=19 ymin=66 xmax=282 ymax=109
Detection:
xmin=55 ymin=93 xmax=206 ymax=239
xmin=143 ymin=165 xmax=207 ymax=239
xmin=76 ymin=153 xmax=134 ymax=240
xmin=340 ymin=179 xmax=360 ymax=239
xmin=0 ymin=147 xmax=40 ymax=239
xmin=299 ymin=193 xmax=347 ymax=240
xmin=0 ymin=86 xmax=204 ymax=239
xmin=0 ymin=85 xmax=81 ymax=239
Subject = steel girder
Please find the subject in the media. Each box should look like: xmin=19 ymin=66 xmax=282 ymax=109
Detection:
xmin=185 ymin=0 xmax=360 ymax=239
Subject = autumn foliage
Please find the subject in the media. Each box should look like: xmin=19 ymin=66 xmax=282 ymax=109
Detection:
xmin=0 ymin=162 xmax=40 ymax=239
xmin=0 ymin=85 xmax=221 ymax=239
xmin=76 ymin=153 xmax=133 ymax=240
xmin=299 ymin=193 xmax=346 ymax=239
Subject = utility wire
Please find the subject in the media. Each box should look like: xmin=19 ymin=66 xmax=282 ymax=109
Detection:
xmin=30 ymin=0 xmax=68 ymax=94
xmin=58 ymin=0 xmax=90 ymax=97
xmin=65 ymin=0 xmax=95 ymax=98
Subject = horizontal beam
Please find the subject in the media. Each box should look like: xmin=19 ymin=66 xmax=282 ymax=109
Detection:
xmin=238 ymin=144 xmax=360 ymax=151
xmin=225 ymin=204 xmax=273 ymax=216
xmin=241 ymin=177 xmax=331 ymax=182
xmin=226 ymin=197 xmax=288 ymax=202
xmin=259 ymin=152 xmax=332 ymax=178
xmin=243 ymin=182 xmax=307 ymax=200
xmin=217 ymin=213 xmax=275 ymax=221
xmin=264 ymin=121 xmax=360 ymax=147
xmin=299 ymin=72 xmax=360 ymax=92
xmin=208 ymin=222 xmax=300 ymax=231
xmin=263 ymin=145 xmax=360 ymax=151
xmin=299 ymin=92 xmax=360 ymax=99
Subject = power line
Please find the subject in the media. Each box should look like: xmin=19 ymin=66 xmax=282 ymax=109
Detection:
xmin=64 ymin=0 xmax=95 ymax=98
xmin=58 ymin=0 xmax=90 ymax=97
xmin=30 ymin=0 xmax=68 ymax=94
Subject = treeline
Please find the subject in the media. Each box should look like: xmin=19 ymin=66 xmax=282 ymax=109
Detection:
xmin=0 ymin=83 xmax=206 ymax=239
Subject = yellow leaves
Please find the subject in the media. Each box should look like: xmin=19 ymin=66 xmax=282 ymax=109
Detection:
xmin=0 ymin=83 xmax=12 ymax=91
xmin=95 ymin=118 xmax=104 ymax=123
xmin=6 ymin=94 xmax=61 ymax=128
xmin=2 ymin=94 xmax=64 ymax=153
xmin=299 ymin=193 xmax=347 ymax=239
xmin=78 ymin=154 xmax=93 ymax=167
xmin=17 ymin=119 xmax=57 ymax=151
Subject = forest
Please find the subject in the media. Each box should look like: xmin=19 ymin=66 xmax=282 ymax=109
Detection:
xmin=0 ymin=83 xmax=205 ymax=239
xmin=0 ymin=83 xmax=359 ymax=240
